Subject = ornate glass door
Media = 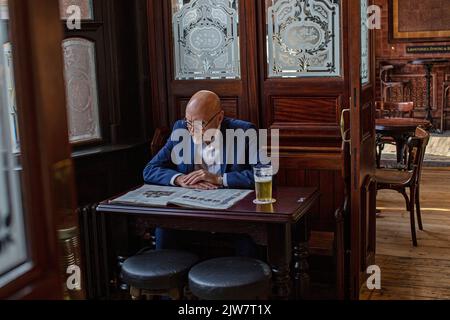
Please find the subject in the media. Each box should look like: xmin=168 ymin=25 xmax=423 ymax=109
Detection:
xmin=0 ymin=0 xmax=79 ymax=299
xmin=0 ymin=0 xmax=29 ymax=289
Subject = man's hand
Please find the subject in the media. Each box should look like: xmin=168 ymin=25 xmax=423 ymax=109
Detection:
xmin=175 ymin=175 xmax=218 ymax=190
xmin=182 ymin=170 xmax=222 ymax=186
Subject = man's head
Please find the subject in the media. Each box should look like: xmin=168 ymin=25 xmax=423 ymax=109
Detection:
xmin=185 ymin=90 xmax=224 ymax=139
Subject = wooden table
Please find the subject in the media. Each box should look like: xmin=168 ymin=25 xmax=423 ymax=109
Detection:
xmin=376 ymin=118 xmax=431 ymax=164
xmin=96 ymin=186 xmax=320 ymax=300
xmin=409 ymin=58 xmax=450 ymax=127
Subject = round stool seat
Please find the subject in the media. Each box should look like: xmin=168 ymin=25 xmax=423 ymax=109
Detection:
xmin=188 ymin=257 xmax=272 ymax=300
xmin=121 ymin=250 xmax=199 ymax=291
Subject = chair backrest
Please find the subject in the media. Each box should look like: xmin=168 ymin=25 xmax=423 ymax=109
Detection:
xmin=151 ymin=127 xmax=170 ymax=157
xmin=444 ymin=81 xmax=450 ymax=103
xmin=406 ymin=127 xmax=430 ymax=184
xmin=380 ymin=64 xmax=394 ymax=83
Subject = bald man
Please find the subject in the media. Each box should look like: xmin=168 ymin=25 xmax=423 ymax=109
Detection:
xmin=143 ymin=90 xmax=259 ymax=256
xmin=143 ymin=90 xmax=257 ymax=190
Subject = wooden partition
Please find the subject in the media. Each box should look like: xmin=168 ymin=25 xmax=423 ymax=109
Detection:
xmin=146 ymin=0 xmax=377 ymax=298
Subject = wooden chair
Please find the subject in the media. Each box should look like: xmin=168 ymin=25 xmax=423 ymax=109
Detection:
xmin=375 ymin=127 xmax=430 ymax=246
xmin=375 ymin=101 xmax=415 ymax=168
xmin=440 ymin=79 xmax=450 ymax=133
xmin=380 ymin=64 xmax=411 ymax=103
xmin=151 ymin=127 xmax=170 ymax=157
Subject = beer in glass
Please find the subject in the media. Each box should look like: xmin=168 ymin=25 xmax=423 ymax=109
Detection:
xmin=253 ymin=165 xmax=275 ymax=204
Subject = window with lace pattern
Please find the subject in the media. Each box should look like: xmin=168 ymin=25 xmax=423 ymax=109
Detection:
xmin=266 ymin=0 xmax=341 ymax=78
xmin=172 ymin=0 xmax=241 ymax=80
xmin=0 ymin=0 xmax=29 ymax=288
xmin=361 ymin=0 xmax=370 ymax=85
xmin=59 ymin=0 xmax=101 ymax=144
xmin=62 ymin=38 xmax=101 ymax=144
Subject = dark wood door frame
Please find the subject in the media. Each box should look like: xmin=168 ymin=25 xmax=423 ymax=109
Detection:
xmin=0 ymin=0 xmax=80 ymax=299
xmin=347 ymin=0 xmax=377 ymax=300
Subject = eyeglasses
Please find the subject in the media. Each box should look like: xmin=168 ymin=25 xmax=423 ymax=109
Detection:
xmin=184 ymin=110 xmax=222 ymax=132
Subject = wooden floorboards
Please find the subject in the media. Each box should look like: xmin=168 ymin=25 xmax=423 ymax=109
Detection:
xmin=361 ymin=168 xmax=450 ymax=300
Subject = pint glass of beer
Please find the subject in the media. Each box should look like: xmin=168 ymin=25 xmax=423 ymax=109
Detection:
xmin=253 ymin=165 xmax=276 ymax=204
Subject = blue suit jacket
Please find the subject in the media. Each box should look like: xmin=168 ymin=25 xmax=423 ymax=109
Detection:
xmin=143 ymin=118 xmax=258 ymax=189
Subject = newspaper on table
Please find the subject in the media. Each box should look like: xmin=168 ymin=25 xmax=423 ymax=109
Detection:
xmin=111 ymin=185 xmax=253 ymax=210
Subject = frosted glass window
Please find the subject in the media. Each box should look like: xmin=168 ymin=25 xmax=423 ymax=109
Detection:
xmin=60 ymin=0 xmax=93 ymax=20
xmin=172 ymin=0 xmax=241 ymax=80
xmin=361 ymin=0 xmax=370 ymax=85
xmin=0 ymin=2 xmax=29 ymax=287
xmin=3 ymin=43 xmax=19 ymax=153
xmin=0 ymin=0 xmax=8 ymax=19
xmin=63 ymin=38 xmax=101 ymax=144
xmin=267 ymin=0 xmax=341 ymax=78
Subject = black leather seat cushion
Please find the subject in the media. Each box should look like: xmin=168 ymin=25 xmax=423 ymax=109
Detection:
xmin=188 ymin=257 xmax=272 ymax=300
xmin=121 ymin=250 xmax=199 ymax=290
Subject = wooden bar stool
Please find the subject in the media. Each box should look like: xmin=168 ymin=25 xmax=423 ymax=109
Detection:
xmin=121 ymin=249 xmax=199 ymax=300
xmin=440 ymin=80 xmax=450 ymax=133
xmin=188 ymin=257 xmax=272 ymax=300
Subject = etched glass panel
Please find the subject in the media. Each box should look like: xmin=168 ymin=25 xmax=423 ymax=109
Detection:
xmin=0 ymin=0 xmax=8 ymax=19
xmin=172 ymin=0 xmax=241 ymax=80
xmin=59 ymin=0 xmax=93 ymax=20
xmin=63 ymin=38 xmax=101 ymax=143
xmin=3 ymin=43 xmax=19 ymax=153
xmin=267 ymin=0 xmax=341 ymax=78
xmin=0 ymin=1 xmax=29 ymax=287
xmin=361 ymin=0 xmax=370 ymax=84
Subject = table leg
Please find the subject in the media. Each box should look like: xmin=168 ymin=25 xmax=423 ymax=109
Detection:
xmin=267 ymin=224 xmax=292 ymax=300
xmin=395 ymin=136 xmax=406 ymax=165
xmin=293 ymin=217 xmax=311 ymax=300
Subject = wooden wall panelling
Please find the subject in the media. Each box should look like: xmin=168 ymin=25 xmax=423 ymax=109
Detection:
xmin=375 ymin=58 xmax=450 ymax=120
xmin=71 ymin=0 xmax=151 ymax=205
xmin=375 ymin=0 xmax=450 ymax=123
xmin=109 ymin=0 xmax=149 ymax=143
xmin=63 ymin=0 xmax=111 ymax=147
xmin=272 ymin=97 xmax=340 ymax=125
xmin=71 ymin=1 xmax=152 ymax=298
xmin=278 ymin=154 xmax=345 ymax=232
xmin=147 ymin=0 xmax=170 ymax=129
xmin=375 ymin=0 xmax=450 ymax=59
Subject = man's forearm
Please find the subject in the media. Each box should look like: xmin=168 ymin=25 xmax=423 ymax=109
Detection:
xmin=143 ymin=162 xmax=183 ymax=186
